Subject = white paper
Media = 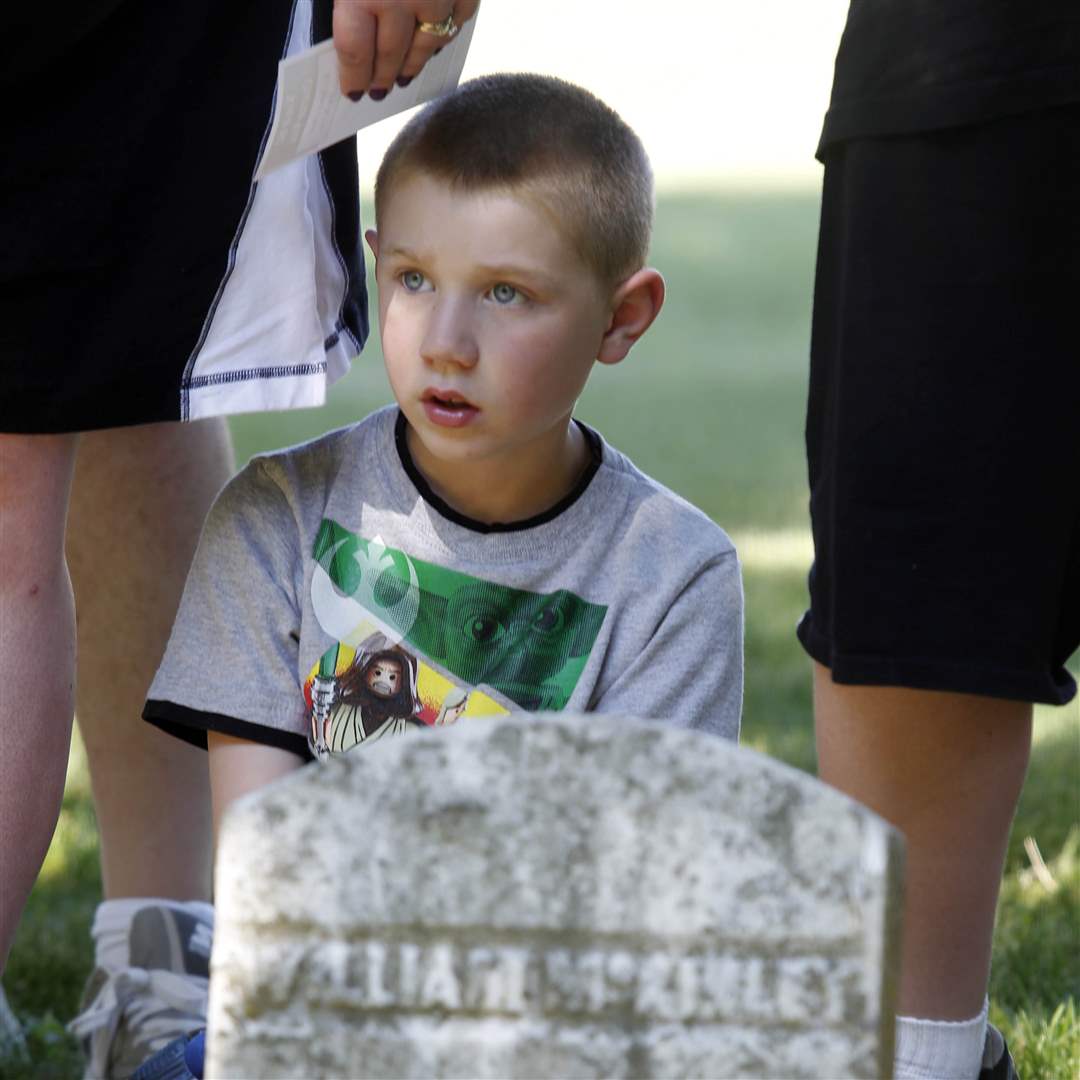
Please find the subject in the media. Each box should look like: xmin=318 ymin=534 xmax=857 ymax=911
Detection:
xmin=255 ymin=15 xmax=477 ymax=180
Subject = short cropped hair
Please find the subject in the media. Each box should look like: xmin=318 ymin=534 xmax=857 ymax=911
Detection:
xmin=374 ymin=73 xmax=654 ymax=285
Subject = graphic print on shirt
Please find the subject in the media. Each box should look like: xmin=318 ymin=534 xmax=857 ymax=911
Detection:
xmin=305 ymin=519 xmax=607 ymax=758
xmin=312 ymin=632 xmax=424 ymax=753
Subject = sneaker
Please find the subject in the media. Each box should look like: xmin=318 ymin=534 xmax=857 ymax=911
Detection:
xmin=68 ymin=905 xmax=212 ymax=1080
xmin=979 ymin=1028 xmax=1019 ymax=1080
xmin=131 ymin=1029 xmax=204 ymax=1080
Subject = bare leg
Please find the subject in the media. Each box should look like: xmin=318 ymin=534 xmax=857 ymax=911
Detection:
xmin=0 ymin=434 xmax=79 ymax=970
xmin=813 ymin=662 xmax=1032 ymax=1019
xmin=67 ymin=419 xmax=234 ymax=901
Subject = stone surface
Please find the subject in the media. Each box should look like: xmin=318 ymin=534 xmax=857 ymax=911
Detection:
xmin=208 ymin=715 xmax=903 ymax=1079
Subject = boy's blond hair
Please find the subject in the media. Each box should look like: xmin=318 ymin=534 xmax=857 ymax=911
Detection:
xmin=374 ymin=73 xmax=654 ymax=286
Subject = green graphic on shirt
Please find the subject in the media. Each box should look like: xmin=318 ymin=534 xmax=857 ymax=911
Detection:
xmin=312 ymin=519 xmax=606 ymax=711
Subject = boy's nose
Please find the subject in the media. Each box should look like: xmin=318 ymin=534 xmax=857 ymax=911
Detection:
xmin=420 ymin=298 xmax=479 ymax=371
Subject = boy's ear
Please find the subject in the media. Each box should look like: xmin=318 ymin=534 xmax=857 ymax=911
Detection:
xmin=597 ymin=268 xmax=665 ymax=366
xmin=365 ymin=228 xmax=379 ymax=259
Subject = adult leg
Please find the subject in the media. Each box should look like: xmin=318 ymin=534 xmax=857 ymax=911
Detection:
xmin=804 ymin=108 xmax=1076 ymax=1080
xmin=66 ymin=418 xmax=234 ymax=901
xmin=59 ymin=421 xmax=233 ymax=1077
xmin=0 ymin=433 xmax=79 ymax=970
xmin=814 ymin=663 xmax=1032 ymax=1020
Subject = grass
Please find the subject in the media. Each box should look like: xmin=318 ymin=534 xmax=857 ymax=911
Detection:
xmin=4 ymin=190 xmax=1078 ymax=1077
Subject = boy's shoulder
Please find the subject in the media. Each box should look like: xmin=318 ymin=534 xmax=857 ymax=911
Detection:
xmin=227 ymin=407 xmax=396 ymax=503
xmin=198 ymin=409 xmax=400 ymax=551
xmin=246 ymin=406 xmax=394 ymax=477
xmin=590 ymin=426 xmax=737 ymax=564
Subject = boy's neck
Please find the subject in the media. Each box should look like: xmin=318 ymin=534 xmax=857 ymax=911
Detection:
xmin=402 ymin=418 xmax=593 ymax=527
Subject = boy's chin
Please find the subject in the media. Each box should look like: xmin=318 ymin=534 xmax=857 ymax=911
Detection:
xmin=404 ymin=419 xmax=484 ymax=464
xmin=414 ymin=436 xmax=489 ymax=467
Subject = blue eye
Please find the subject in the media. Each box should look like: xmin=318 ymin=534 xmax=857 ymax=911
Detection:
xmin=401 ymin=270 xmax=426 ymax=292
xmin=490 ymin=282 xmax=520 ymax=305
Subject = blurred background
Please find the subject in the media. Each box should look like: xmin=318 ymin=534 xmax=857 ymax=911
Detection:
xmin=351 ymin=0 xmax=851 ymax=189
xmin=6 ymin=3 xmax=1077 ymax=1076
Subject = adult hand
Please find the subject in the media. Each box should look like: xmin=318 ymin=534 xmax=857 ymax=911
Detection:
xmin=333 ymin=0 xmax=481 ymax=100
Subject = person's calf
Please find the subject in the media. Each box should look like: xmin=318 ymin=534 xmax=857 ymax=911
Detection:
xmin=813 ymin=671 xmax=1031 ymax=1018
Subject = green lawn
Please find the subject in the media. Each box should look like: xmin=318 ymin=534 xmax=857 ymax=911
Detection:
xmin=4 ymin=190 xmax=1078 ymax=1078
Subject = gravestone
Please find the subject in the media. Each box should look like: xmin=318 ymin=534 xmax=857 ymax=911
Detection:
xmin=208 ymin=716 xmax=904 ymax=1079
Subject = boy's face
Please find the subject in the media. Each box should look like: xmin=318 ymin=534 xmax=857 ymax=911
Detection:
xmin=369 ymin=173 xmax=614 ymax=483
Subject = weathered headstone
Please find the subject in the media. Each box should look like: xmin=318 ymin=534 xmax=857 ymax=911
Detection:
xmin=208 ymin=716 xmax=903 ymax=1079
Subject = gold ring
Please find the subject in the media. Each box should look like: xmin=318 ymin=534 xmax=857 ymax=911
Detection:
xmin=416 ymin=13 xmax=458 ymax=38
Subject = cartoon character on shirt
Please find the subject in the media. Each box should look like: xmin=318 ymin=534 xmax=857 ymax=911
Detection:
xmin=322 ymin=632 xmax=423 ymax=754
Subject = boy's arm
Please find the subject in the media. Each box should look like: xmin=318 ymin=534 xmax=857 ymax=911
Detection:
xmin=207 ymin=731 xmax=305 ymax=847
xmin=592 ymin=552 xmax=743 ymax=740
xmin=145 ymin=456 xmax=311 ymax=759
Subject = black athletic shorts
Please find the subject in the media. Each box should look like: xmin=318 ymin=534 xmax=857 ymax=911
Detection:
xmin=798 ymin=104 xmax=1080 ymax=706
xmin=0 ymin=0 xmax=367 ymax=434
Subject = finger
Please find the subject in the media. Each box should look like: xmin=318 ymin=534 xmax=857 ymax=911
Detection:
xmin=398 ymin=0 xmax=480 ymax=82
xmin=333 ymin=0 xmax=377 ymax=98
xmin=369 ymin=5 xmax=415 ymax=96
xmin=407 ymin=0 xmax=455 ymax=22
xmin=451 ymin=0 xmax=482 ymax=28
xmin=411 ymin=0 xmax=480 ymax=49
xmin=397 ymin=34 xmax=440 ymax=81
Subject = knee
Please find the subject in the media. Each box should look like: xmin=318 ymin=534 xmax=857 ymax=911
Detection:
xmin=814 ymin=672 xmax=1033 ymax=833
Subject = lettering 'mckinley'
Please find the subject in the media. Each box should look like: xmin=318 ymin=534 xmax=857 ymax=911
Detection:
xmin=287 ymin=939 xmax=865 ymax=1026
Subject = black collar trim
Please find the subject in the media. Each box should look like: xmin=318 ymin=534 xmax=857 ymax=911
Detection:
xmin=393 ymin=409 xmax=602 ymax=534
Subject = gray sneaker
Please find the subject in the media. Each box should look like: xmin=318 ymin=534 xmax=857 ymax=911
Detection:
xmin=68 ymin=905 xmax=212 ymax=1080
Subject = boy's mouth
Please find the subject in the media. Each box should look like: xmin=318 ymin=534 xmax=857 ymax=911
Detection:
xmin=421 ymin=388 xmax=479 ymax=428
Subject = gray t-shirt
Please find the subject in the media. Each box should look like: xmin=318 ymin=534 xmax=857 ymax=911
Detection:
xmin=145 ymin=408 xmax=742 ymax=759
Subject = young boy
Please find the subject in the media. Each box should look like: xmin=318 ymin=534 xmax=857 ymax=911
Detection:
xmin=145 ymin=72 xmax=742 ymax=815
xmin=145 ymin=63 xmax=741 ymax=931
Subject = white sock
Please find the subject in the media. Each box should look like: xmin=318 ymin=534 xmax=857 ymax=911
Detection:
xmin=894 ymin=997 xmax=989 ymax=1080
xmin=90 ymin=898 xmax=215 ymax=970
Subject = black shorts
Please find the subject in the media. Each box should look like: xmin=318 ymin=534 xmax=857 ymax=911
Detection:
xmin=0 ymin=0 xmax=367 ymax=434
xmin=798 ymin=105 xmax=1080 ymax=706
